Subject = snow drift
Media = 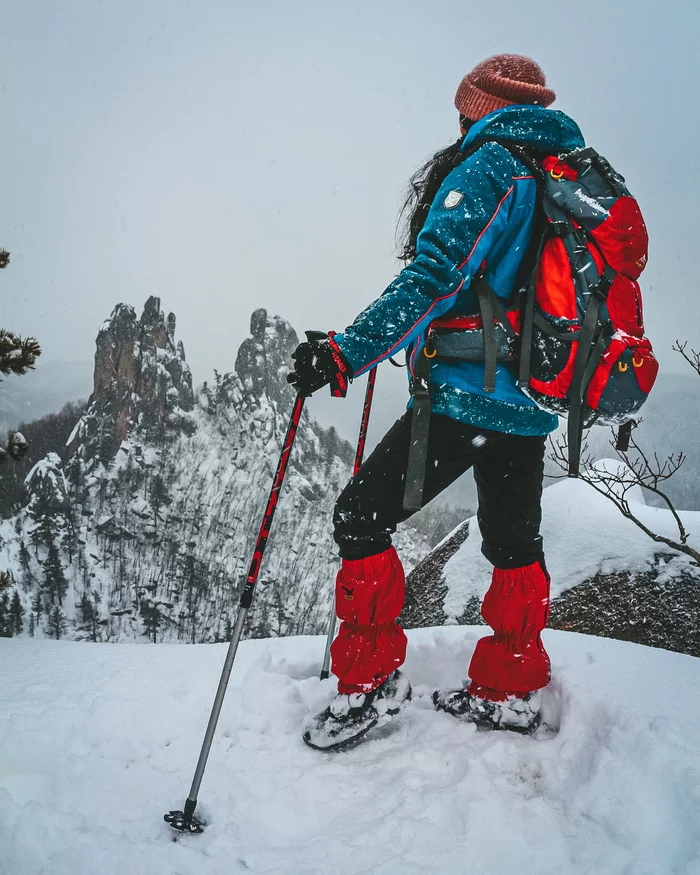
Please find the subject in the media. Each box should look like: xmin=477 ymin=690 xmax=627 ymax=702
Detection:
xmin=2 ymin=628 xmax=700 ymax=874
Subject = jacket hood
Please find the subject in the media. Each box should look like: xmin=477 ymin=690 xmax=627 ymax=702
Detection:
xmin=462 ymin=104 xmax=584 ymax=154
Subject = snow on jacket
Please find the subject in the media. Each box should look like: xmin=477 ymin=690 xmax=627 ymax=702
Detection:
xmin=333 ymin=104 xmax=585 ymax=436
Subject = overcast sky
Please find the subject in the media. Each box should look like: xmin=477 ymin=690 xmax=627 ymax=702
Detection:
xmin=4 ymin=0 xmax=699 ymax=434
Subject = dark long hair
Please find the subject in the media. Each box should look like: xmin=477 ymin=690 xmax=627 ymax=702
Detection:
xmin=397 ymin=118 xmax=474 ymax=263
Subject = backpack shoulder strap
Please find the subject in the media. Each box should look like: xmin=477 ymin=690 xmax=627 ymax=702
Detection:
xmin=445 ymin=139 xmax=552 ymax=391
xmin=476 ymin=142 xmax=550 ymax=389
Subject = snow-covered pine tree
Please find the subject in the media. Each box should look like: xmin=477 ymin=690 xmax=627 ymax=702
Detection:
xmin=0 ymin=590 xmax=10 ymax=637
xmin=41 ymin=541 xmax=69 ymax=607
xmin=0 ymin=248 xmax=40 ymax=465
xmin=31 ymin=591 xmax=42 ymax=629
xmin=9 ymin=590 xmax=24 ymax=634
xmin=46 ymin=605 xmax=67 ymax=640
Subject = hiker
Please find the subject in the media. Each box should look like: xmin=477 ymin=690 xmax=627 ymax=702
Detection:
xmin=288 ymin=55 xmax=585 ymax=750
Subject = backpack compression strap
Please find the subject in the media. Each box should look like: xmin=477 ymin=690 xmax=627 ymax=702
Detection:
xmin=471 ymin=268 xmax=519 ymax=392
xmin=403 ymin=341 xmax=433 ymax=512
xmin=566 ymin=265 xmax=615 ymax=477
xmin=402 ymin=272 xmax=519 ymax=512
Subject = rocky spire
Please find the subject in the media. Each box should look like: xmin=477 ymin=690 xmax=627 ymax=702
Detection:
xmin=234 ymin=308 xmax=299 ymax=407
xmin=68 ymin=296 xmax=194 ymax=464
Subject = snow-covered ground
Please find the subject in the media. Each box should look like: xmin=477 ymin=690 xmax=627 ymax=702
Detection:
xmin=2 ymin=628 xmax=700 ymax=874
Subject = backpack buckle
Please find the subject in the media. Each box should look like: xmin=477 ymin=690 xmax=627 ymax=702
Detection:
xmin=409 ymin=374 xmax=429 ymax=397
xmin=591 ymin=266 xmax=616 ymax=301
xmin=549 ymin=220 xmax=575 ymax=237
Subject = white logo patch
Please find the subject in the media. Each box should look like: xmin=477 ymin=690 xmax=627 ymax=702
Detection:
xmin=443 ymin=190 xmax=463 ymax=209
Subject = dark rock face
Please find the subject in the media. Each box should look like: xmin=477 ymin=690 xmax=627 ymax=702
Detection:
xmin=68 ymin=297 xmax=194 ymax=465
xmin=548 ymin=555 xmax=700 ymax=658
xmin=91 ymin=303 xmax=137 ymax=450
xmin=401 ymin=521 xmax=470 ymax=629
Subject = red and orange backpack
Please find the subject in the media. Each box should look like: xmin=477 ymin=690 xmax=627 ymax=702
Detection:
xmin=427 ymin=144 xmax=658 ymax=477
xmin=516 ymin=145 xmax=657 ymax=473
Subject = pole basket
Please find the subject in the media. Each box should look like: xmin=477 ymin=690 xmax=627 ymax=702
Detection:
xmin=164 ymin=809 xmax=206 ymax=834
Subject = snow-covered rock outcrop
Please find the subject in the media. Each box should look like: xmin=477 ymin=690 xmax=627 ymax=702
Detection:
xmin=403 ymin=475 xmax=700 ymax=656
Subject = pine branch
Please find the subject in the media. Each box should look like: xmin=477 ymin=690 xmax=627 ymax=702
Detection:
xmin=0 ymin=571 xmax=12 ymax=590
xmin=0 ymin=330 xmax=41 ymax=377
xmin=0 ymin=432 xmax=28 ymax=465
xmin=0 ymin=250 xmax=9 ymax=270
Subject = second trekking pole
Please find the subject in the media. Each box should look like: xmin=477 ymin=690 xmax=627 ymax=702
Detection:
xmin=164 ymin=392 xmax=306 ymax=834
xmin=319 ymin=366 xmax=377 ymax=680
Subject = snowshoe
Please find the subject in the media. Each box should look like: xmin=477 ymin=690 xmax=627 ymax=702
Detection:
xmin=302 ymin=670 xmax=412 ymax=751
xmin=432 ymin=686 xmax=542 ymax=734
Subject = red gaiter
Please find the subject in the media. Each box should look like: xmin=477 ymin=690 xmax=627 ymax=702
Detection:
xmin=468 ymin=561 xmax=551 ymax=701
xmin=330 ymin=547 xmax=407 ymax=695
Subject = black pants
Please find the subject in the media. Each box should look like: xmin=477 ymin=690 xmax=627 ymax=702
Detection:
xmin=333 ymin=410 xmax=546 ymax=569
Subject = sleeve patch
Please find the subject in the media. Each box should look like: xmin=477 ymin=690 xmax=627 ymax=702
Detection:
xmin=443 ymin=190 xmax=464 ymax=209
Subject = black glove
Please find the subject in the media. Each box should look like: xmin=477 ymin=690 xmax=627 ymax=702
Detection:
xmin=287 ymin=331 xmax=352 ymax=397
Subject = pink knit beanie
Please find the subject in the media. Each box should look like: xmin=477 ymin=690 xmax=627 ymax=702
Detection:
xmin=455 ymin=54 xmax=556 ymax=120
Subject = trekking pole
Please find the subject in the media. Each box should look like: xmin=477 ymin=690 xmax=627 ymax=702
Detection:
xmin=165 ymin=392 xmax=306 ymax=835
xmin=319 ymin=366 xmax=377 ymax=680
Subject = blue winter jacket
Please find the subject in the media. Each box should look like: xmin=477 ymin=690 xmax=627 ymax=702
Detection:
xmin=333 ymin=105 xmax=585 ymax=436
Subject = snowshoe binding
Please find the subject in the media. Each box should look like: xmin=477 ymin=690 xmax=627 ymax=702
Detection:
xmin=433 ymin=687 xmax=542 ymax=734
xmin=303 ymin=670 xmax=412 ymax=751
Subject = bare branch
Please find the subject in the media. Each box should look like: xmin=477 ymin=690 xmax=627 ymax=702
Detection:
xmin=549 ymin=426 xmax=699 ymax=565
xmin=580 ymin=469 xmax=699 ymax=563
xmin=673 ymin=339 xmax=700 ymax=377
xmin=548 ymin=433 xmax=595 ymax=478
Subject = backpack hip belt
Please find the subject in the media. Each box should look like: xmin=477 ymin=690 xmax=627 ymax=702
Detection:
xmin=402 ymin=270 xmax=517 ymax=513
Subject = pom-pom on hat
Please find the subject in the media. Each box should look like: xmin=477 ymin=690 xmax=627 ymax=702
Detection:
xmin=455 ymin=54 xmax=555 ymax=121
